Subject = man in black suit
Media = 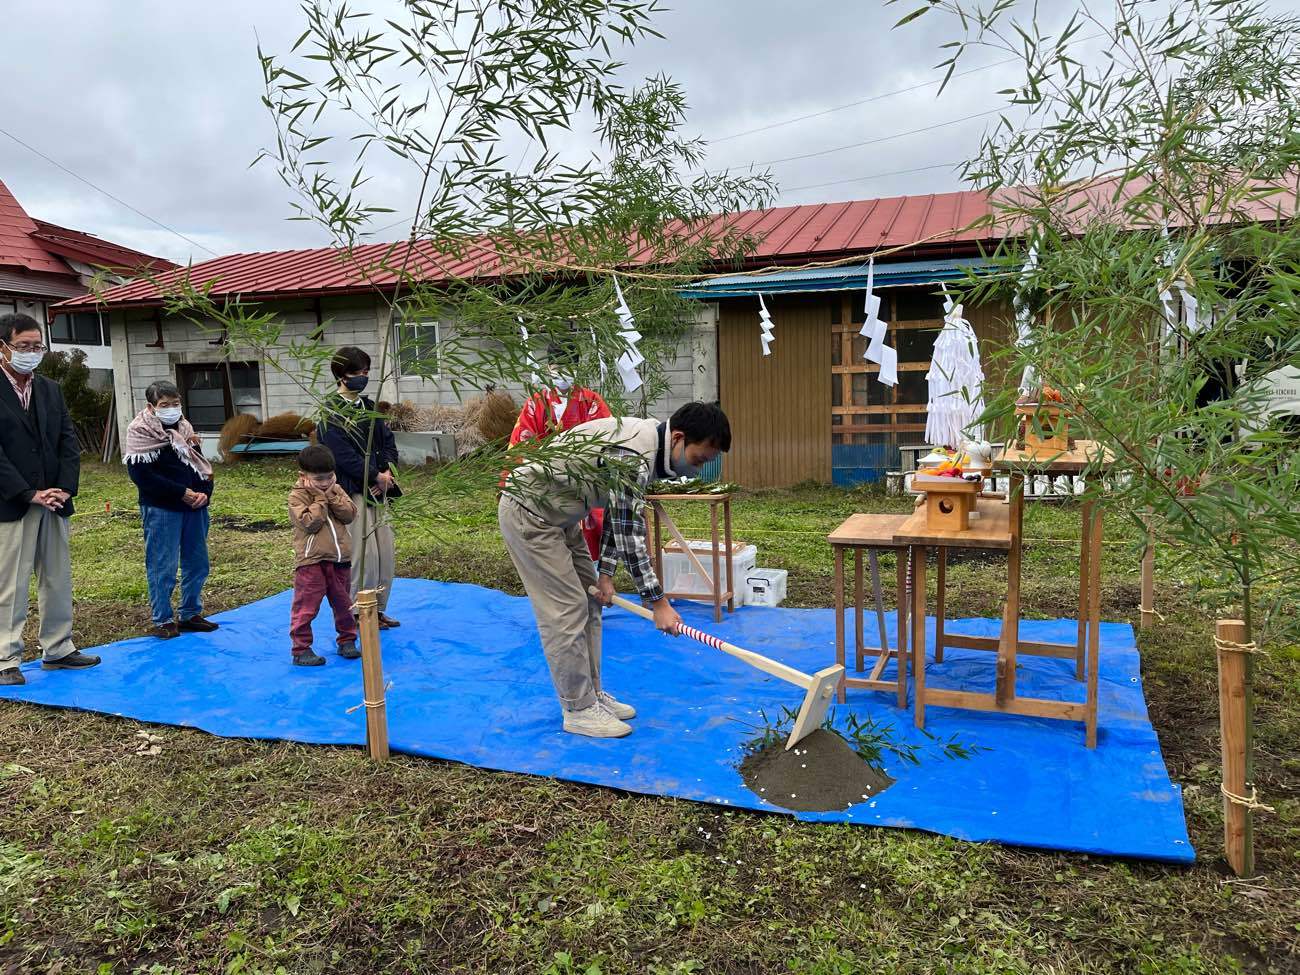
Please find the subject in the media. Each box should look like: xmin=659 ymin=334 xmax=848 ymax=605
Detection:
xmin=0 ymin=313 xmax=100 ymax=685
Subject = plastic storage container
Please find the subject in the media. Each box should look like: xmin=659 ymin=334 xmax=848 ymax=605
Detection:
xmin=661 ymin=541 xmax=757 ymax=606
xmin=744 ymin=568 xmax=788 ymax=607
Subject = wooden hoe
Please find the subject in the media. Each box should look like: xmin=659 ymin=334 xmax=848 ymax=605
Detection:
xmin=595 ymin=588 xmax=844 ymax=750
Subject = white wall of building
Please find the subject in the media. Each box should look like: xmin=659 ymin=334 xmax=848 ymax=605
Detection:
xmin=109 ymin=294 xmax=713 ymax=460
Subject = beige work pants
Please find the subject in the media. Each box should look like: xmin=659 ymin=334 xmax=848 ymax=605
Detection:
xmin=0 ymin=505 xmax=77 ymax=669
xmin=349 ymin=495 xmax=395 ymax=612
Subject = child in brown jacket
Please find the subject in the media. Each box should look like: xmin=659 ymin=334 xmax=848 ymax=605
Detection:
xmin=289 ymin=444 xmax=359 ymax=666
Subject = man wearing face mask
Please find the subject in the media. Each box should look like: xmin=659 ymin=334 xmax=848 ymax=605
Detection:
xmin=506 ymin=347 xmax=612 ymax=560
xmin=318 ymin=346 xmax=402 ymax=628
xmin=0 ymin=313 xmax=99 ymax=685
xmin=124 ymin=380 xmax=217 ymax=639
xmin=499 ymin=401 xmax=731 ymax=738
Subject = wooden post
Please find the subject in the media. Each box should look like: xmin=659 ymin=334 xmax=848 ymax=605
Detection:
xmin=854 ymin=549 xmax=864 ymax=671
xmin=355 ymin=589 xmax=390 ymax=762
xmin=710 ymin=502 xmax=722 ymax=623
xmin=1140 ymin=519 xmax=1156 ymax=630
xmin=935 ymin=546 xmax=946 ymax=664
xmin=1085 ymin=506 xmax=1102 ymax=749
xmin=912 ymin=545 xmax=927 ymax=729
xmin=1077 ymin=500 xmax=1093 ymax=682
xmin=895 ymin=551 xmax=908 ymax=710
xmin=1217 ymin=618 xmax=1254 ymax=876
xmin=723 ymin=498 xmax=735 ymax=613
xmin=834 ymin=546 xmax=846 ymax=704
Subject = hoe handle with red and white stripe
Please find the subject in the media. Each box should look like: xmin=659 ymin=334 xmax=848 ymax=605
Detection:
xmin=592 ymin=587 xmax=815 ymax=690
xmin=593 ymin=587 xmax=844 ymax=750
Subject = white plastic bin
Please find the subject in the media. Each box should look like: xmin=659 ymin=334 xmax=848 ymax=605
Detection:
xmin=661 ymin=541 xmax=756 ymax=606
xmin=745 ymin=568 xmax=788 ymax=607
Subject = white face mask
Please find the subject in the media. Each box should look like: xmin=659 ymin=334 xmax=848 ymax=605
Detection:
xmin=553 ymin=375 xmax=573 ymax=393
xmin=155 ymin=406 xmax=183 ymax=425
xmin=7 ymin=349 xmax=44 ymax=375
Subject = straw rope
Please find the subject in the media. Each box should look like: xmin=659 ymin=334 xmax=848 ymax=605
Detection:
xmin=1220 ymin=784 xmax=1275 ymax=814
xmin=1214 ymin=636 xmax=1263 ymax=655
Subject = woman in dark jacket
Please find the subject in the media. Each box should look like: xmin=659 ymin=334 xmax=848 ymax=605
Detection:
xmin=124 ymin=380 xmax=218 ymax=639
xmin=317 ymin=346 xmax=402 ymax=628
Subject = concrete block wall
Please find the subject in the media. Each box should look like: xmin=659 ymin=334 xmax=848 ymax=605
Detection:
xmin=109 ymin=294 xmax=713 ymax=444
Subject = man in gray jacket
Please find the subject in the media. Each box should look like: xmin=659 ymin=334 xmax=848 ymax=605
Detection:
xmin=500 ymin=402 xmax=730 ymax=738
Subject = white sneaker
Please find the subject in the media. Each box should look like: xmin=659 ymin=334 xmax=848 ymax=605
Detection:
xmin=563 ymin=703 xmax=632 ymax=738
xmin=597 ymin=690 xmax=636 ymax=720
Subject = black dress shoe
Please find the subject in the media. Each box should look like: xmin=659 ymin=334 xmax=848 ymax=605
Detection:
xmin=293 ymin=650 xmax=326 ymax=667
xmin=42 ymin=651 xmax=101 ymax=670
xmin=179 ymin=615 xmax=219 ymax=633
xmin=0 ymin=668 xmax=25 ymax=686
xmin=377 ymin=613 xmax=401 ymax=629
xmin=153 ymin=622 xmax=180 ymax=640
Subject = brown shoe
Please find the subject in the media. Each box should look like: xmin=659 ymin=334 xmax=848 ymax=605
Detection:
xmin=377 ymin=613 xmax=401 ymax=629
xmin=0 ymin=667 xmax=24 ymax=686
xmin=42 ymin=651 xmax=101 ymax=670
xmin=179 ymin=615 xmax=219 ymax=633
xmin=153 ymin=623 xmax=180 ymax=640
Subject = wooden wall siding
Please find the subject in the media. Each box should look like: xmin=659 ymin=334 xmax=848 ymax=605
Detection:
xmin=718 ymin=294 xmax=831 ymax=488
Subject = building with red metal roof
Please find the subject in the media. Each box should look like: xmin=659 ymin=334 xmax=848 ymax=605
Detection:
xmin=1 ymin=176 xmax=177 ymax=384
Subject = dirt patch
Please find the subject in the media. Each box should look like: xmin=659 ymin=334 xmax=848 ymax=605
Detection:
xmin=739 ymin=728 xmax=895 ymax=812
xmin=212 ymin=515 xmax=281 ymax=532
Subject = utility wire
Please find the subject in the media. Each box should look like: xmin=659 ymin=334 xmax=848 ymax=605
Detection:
xmin=0 ymin=125 xmax=219 ymax=258
xmin=783 ymin=161 xmax=963 ymax=194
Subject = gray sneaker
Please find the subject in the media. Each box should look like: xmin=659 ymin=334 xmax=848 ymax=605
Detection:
xmin=562 ymin=702 xmax=632 ymax=738
xmin=597 ymin=690 xmax=636 ymax=720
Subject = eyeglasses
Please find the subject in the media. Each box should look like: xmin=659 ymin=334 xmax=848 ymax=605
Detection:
xmin=5 ymin=341 xmax=46 ymax=353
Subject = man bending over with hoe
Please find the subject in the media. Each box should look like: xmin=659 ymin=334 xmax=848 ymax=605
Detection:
xmin=500 ymin=402 xmax=731 ymax=738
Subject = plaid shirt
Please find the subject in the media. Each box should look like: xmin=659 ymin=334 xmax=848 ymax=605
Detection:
xmin=597 ymin=447 xmax=664 ymax=602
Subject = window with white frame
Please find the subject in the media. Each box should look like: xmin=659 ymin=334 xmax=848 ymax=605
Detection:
xmin=49 ymin=312 xmax=109 ymax=347
xmin=395 ymin=318 xmax=440 ymax=377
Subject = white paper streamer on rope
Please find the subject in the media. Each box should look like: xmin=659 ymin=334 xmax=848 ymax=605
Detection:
xmin=1012 ymin=244 xmax=1039 ymax=394
xmin=518 ymin=317 xmax=542 ymax=384
xmin=926 ymin=287 xmax=985 ymax=448
xmin=860 ymin=257 xmax=889 ymax=363
xmin=758 ymin=293 xmax=775 ymax=356
xmin=612 ymin=275 xmax=643 ymax=393
xmin=588 ymin=321 xmax=607 ymax=386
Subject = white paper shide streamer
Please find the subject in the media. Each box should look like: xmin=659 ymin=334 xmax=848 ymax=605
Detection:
xmin=518 ymin=317 xmax=541 ymax=385
xmin=1013 ymin=244 xmax=1038 ymax=394
xmin=859 ymin=257 xmax=896 ymax=385
xmin=612 ymin=276 xmax=643 ymax=393
xmin=925 ymin=285 xmax=985 ymax=449
xmin=758 ymin=294 xmax=775 ymax=356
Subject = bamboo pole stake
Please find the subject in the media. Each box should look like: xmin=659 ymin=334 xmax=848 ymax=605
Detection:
xmin=1140 ymin=517 xmax=1155 ymax=630
xmin=355 ymin=588 xmax=390 ymax=762
xmin=1217 ymin=618 xmax=1254 ymax=876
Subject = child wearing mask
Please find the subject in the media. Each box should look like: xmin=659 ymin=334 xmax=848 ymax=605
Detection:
xmin=317 ymin=346 xmax=403 ymax=628
xmin=124 ymin=380 xmax=217 ymax=639
xmin=288 ymin=444 xmax=359 ymax=666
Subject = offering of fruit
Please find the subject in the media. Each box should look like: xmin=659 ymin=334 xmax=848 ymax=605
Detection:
xmin=1040 ymin=385 xmax=1064 ymax=404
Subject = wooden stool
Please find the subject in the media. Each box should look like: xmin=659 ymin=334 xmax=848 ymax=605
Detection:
xmin=647 ymin=493 xmax=735 ymax=623
xmin=827 ymin=513 xmax=912 ymax=708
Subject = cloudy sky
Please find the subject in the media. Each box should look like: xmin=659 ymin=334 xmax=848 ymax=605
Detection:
xmin=2 ymin=0 xmax=1294 ymax=264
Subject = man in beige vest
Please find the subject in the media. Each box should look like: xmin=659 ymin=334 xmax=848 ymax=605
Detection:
xmin=500 ymin=402 xmax=731 ymax=738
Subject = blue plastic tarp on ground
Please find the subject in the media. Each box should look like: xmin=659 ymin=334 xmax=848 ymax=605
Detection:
xmin=0 ymin=578 xmax=1192 ymax=862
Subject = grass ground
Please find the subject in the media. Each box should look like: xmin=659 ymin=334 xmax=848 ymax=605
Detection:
xmin=1 ymin=459 xmax=1297 ymax=974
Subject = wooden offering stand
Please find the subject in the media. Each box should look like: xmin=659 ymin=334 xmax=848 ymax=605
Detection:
xmin=913 ymin=474 xmax=982 ymax=532
xmin=1016 ymin=401 xmax=1072 ymax=456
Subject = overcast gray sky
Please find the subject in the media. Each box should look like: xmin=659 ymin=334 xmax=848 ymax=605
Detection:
xmin=3 ymin=0 xmax=1296 ymax=264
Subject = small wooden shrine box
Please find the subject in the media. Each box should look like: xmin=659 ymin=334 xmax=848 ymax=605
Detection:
xmin=913 ymin=475 xmax=982 ymax=532
xmin=1017 ymin=402 xmax=1070 ymax=455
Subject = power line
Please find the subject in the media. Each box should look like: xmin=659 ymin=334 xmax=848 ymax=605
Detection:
xmin=782 ymin=161 xmax=963 ymax=194
xmin=0 ymin=125 xmax=219 ymax=258
xmin=707 ymin=107 xmax=1005 ymax=173
xmin=713 ymin=57 xmax=1020 ymax=144
xmin=711 ymin=30 xmax=1106 ymax=145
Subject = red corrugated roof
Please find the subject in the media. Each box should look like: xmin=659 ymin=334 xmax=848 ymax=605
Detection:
xmin=57 ymin=190 xmax=995 ymax=310
xmin=31 ymin=220 xmax=179 ymax=273
xmin=0 ymin=177 xmax=72 ymax=275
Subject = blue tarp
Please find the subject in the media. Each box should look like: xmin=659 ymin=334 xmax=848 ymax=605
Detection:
xmin=0 ymin=579 xmax=1192 ymax=862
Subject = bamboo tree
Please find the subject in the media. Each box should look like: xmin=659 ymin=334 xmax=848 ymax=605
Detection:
xmin=897 ymin=0 xmax=1300 ymax=873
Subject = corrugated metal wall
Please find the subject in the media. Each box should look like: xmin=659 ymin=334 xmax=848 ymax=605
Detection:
xmin=718 ymin=294 xmax=831 ymax=488
xmin=716 ymin=294 xmax=1015 ymax=488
